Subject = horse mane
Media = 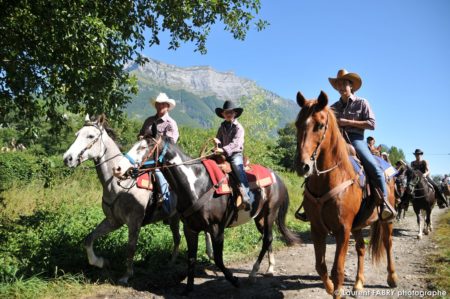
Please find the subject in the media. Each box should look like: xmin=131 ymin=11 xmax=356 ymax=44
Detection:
xmin=324 ymin=105 xmax=354 ymax=178
xmin=90 ymin=114 xmax=122 ymax=151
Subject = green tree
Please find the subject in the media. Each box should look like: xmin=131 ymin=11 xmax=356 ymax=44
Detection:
xmin=0 ymin=0 xmax=267 ymax=138
xmin=273 ymin=122 xmax=297 ymax=171
xmin=387 ymin=146 xmax=406 ymax=165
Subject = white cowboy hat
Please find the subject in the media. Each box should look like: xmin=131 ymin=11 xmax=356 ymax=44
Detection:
xmin=151 ymin=93 xmax=176 ymax=111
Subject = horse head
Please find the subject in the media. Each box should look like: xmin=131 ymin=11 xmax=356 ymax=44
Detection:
xmin=63 ymin=114 xmax=109 ymax=167
xmin=113 ymin=123 xmax=170 ymax=178
xmin=404 ymin=166 xmax=423 ymax=195
xmin=294 ymin=91 xmax=335 ymax=177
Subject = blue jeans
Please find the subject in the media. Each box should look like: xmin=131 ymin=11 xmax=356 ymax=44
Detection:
xmin=155 ymin=169 xmax=172 ymax=213
xmin=228 ymin=153 xmax=250 ymax=195
xmin=348 ymin=133 xmax=388 ymax=197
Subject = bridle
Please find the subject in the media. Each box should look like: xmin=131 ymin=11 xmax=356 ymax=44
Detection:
xmin=406 ymin=170 xmax=426 ymax=198
xmin=123 ymin=136 xmax=168 ymax=178
xmin=306 ymin=111 xmax=340 ymax=176
xmin=77 ymin=123 xmax=108 ymax=166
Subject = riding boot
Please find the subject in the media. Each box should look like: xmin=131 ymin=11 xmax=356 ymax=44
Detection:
xmin=381 ymin=196 xmax=397 ymax=222
xmin=238 ymin=186 xmax=251 ymax=211
xmin=436 ymin=190 xmax=448 ymax=209
xmin=295 ymin=203 xmax=309 ymax=222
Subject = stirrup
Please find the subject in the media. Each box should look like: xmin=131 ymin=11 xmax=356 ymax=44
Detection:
xmin=381 ymin=203 xmax=396 ymax=222
xmin=295 ymin=211 xmax=309 ymax=222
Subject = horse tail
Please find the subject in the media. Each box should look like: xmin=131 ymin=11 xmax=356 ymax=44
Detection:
xmin=369 ymin=220 xmax=385 ymax=265
xmin=276 ymin=185 xmax=301 ymax=246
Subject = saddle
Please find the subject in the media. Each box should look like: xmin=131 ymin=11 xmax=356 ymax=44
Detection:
xmin=136 ymin=172 xmax=154 ymax=190
xmin=202 ymin=158 xmax=275 ymax=196
xmin=348 ymin=151 xmax=398 ymax=227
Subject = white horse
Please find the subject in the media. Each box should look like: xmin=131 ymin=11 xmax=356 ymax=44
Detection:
xmin=63 ymin=114 xmax=213 ymax=284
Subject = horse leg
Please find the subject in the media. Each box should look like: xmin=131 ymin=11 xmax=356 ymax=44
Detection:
xmin=415 ymin=209 xmax=423 ymax=239
xmin=311 ymin=227 xmax=334 ymax=295
xmin=84 ymin=218 xmax=120 ymax=269
xmin=382 ymin=222 xmax=398 ymax=288
xmin=204 ymin=232 xmax=214 ymax=260
xmin=331 ymin=227 xmax=350 ymax=298
xmin=168 ymin=215 xmax=181 ymax=264
xmin=118 ymin=223 xmax=142 ymax=285
xmin=249 ymin=214 xmax=274 ymax=281
xmin=425 ymin=208 xmax=432 ymax=234
xmin=210 ymin=225 xmax=239 ymax=287
xmin=352 ymin=229 xmax=365 ymax=291
xmin=182 ymin=226 xmax=199 ymax=295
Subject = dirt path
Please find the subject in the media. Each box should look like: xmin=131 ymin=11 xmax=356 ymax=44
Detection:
xmin=85 ymin=208 xmax=447 ymax=299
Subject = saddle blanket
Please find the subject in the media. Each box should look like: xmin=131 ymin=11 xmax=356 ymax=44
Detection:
xmin=136 ymin=172 xmax=153 ymax=190
xmin=350 ymin=154 xmax=398 ymax=188
xmin=202 ymin=159 xmax=275 ymax=195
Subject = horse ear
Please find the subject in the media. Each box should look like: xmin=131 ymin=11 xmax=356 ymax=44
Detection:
xmin=97 ymin=113 xmax=106 ymax=127
xmin=84 ymin=114 xmax=90 ymax=124
xmin=296 ymin=92 xmax=306 ymax=108
xmin=315 ymin=90 xmax=328 ymax=111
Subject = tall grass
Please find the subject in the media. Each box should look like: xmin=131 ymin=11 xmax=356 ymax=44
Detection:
xmin=427 ymin=210 xmax=450 ymax=297
xmin=0 ymin=154 xmax=306 ymax=298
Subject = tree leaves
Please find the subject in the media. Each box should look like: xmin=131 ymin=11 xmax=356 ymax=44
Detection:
xmin=0 ymin=0 xmax=267 ymax=139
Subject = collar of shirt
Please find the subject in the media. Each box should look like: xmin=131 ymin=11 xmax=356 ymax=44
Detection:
xmin=155 ymin=113 xmax=170 ymax=122
xmin=339 ymin=94 xmax=356 ymax=106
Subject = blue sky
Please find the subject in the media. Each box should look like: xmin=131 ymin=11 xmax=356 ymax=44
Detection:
xmin=143 ymin=0 xmax=450 ymax=175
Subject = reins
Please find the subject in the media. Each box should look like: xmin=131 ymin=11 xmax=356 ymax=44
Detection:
xmin=309 ymin=111 xmax=341 ymax=176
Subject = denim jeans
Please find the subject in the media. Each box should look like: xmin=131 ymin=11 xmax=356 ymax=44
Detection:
xmin=348 ymin=133 xmax=388 ymax=197
xmin=155 ymin=169 xmax=172 ymax=213
xmin=228 ymin=153 xmax=250 ymax=195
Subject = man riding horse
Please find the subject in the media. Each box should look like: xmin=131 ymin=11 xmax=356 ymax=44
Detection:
xmin=411 ymin=149 xmax=448 ymax=208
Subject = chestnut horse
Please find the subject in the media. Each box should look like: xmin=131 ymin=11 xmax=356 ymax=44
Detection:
xmin=295 ymin=91 xmax=398 ymax=298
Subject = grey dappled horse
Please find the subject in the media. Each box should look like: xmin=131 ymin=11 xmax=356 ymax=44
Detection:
xmin=63 ymin=114 xmax=212 ymax=284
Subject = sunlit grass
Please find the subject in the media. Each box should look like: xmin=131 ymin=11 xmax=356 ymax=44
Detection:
xmin=0 ymin=162 xmax=307 ymax=298
xmin=427 ymin=210 xmax=450 ymax=297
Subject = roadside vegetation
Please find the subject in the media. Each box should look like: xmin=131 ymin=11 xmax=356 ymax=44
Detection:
xmin=0 ymin=114 xmax=307 ymax=299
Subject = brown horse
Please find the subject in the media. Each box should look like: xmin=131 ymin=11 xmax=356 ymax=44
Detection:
xmin=295 ymin=91 xmax=398 ymax=298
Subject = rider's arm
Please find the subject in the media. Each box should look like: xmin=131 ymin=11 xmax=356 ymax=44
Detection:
xmin=423 ymin=160 xmax=430 ymax=177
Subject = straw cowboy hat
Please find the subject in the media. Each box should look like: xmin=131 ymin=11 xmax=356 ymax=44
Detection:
xmin=413 ymin=149 xmax=424 ymax=155
xmin=215 ymin=101 xmax=243 ymax=118
xmin=328 ymin=69 xmax=362 ymax=92
xmin=151 ymin=93 xmax=176 ymax=111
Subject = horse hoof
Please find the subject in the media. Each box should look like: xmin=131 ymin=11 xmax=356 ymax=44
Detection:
xmin=264 ymin=271 xmax=274 ymax=277
xmin=117 ymin=277 xmax=129 ymax=286
xmin=229 ymin=276 xmax=240 ymax=288
xmin=387 ymin=273 xmax=398 ymax=288
xmin=417 ymin=235 xmax=422 ymax=239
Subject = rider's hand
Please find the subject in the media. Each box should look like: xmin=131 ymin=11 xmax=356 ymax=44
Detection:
xmin=214 ymin=148 xmax=224 ymax=155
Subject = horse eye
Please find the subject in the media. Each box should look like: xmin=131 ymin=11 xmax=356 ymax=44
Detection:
xmin=87 ymin=135 xmax=95 ymax=139
xmin=314 ymin=123 xmax=325 ymax=131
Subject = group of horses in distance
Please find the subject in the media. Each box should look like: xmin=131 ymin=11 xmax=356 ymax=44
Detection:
xmin=63 ymin=89 xmax=446 ymax=297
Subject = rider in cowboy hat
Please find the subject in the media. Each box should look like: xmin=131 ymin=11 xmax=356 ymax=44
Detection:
xmin=330 ymin=69 xmax=396 ymax=221
xmin=411 ymin=149 xmax=448 ymax=208
xmin=213 ymin=100 xmax=252 ymax=210
xmin=138 ymin=93 xmax=179 ymax=213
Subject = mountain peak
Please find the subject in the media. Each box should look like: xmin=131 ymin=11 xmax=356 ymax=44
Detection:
xmin=127 ymin=57 xmax=264 ymax=101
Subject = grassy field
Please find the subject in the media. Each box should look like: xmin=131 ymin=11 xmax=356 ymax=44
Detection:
xmin=428 ymin=209 xmax=450 ymax=298
xmin=0 ymin=162 xmax=307 ymax=299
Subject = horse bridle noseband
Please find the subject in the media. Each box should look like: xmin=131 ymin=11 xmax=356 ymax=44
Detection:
xmin=307 ymin=111 xmax=340 ymax=176
xmin=77 ymin=124 xmax=107 ymax=166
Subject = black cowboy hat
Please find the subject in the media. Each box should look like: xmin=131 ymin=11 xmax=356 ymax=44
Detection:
xmin=413 ymin=149 xmax=424 ymax=155
xmin=215 ymin=100 xmax=243 ymax=118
